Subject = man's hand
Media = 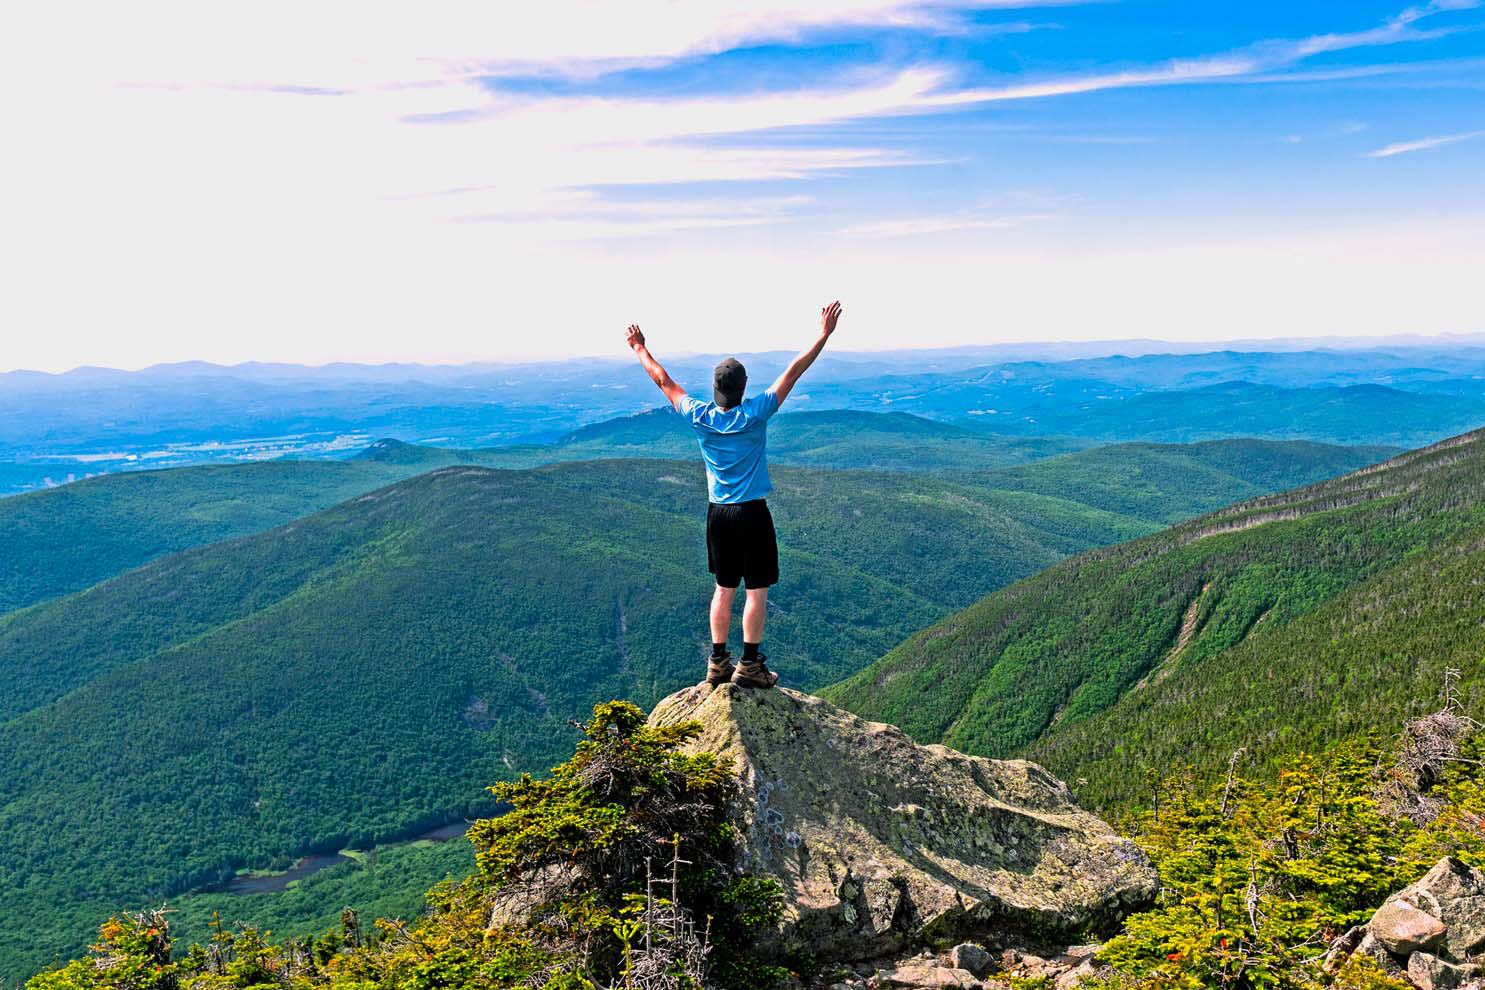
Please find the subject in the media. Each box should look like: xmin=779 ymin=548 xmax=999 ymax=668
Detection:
xmin=820 ymin=301 xmax=842 ymax=338
xmin=627 ymin=323 xmax=687 ymax=409
xmin=773 ymin=300 xmax=842 ymax=405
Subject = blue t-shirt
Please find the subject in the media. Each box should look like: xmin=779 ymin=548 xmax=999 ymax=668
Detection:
xmin=677 ymin=390 xmax=781 ymax=503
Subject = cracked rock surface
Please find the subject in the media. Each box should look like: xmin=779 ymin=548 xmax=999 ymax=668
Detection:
xmin=648 ymin=684 xmax=1158 ymax=960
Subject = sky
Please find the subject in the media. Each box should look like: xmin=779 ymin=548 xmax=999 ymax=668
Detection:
xmin=2 ymin=1 xmax=1483 ymax=372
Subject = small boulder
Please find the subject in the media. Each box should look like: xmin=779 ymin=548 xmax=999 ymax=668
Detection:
xmin=1369 ymin=898 xmax=1446 ymax=955
xmin=949 ymin=943 xmax=993 ymax=978
xmin=877 ymin=959 xmax=933 ymax=987
xmin=879 ymin=957 xmax=962 ymax=988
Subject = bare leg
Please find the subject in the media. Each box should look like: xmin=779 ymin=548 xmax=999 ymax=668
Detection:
xmin=742 ymin=587 xmax=768 ymax=645
xmin=710 ymin=584 xmax=737 ymax=645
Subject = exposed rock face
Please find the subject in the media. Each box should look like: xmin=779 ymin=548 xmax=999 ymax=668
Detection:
xmin=1327 ymin=857 xmax=1485 ymax=987
xmin=647 ymin=684 xmax=1157 ymax=961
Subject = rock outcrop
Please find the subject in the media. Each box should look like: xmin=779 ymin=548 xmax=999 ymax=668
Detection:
xmin=1326 ymin=857 xmax=1485 ymax=989
xmin=647 ymin=684 xmax=1157 ymax=961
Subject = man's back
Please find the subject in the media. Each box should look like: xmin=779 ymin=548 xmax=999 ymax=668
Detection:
xmin=625 ymin=301 xmax=841 ymax=691
xmin=678 ymin=390 xmax=780 ymax=504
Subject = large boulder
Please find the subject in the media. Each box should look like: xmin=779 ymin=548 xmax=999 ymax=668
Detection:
xmin=647 ymin=684 xmax=1157 ymax=960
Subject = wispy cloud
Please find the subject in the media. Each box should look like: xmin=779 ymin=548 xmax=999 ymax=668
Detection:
xmin=842 ymin=212 xmax=1052 ymax=237
xmin=841 ymin=195 xmax=1063 ymax=237
xmin=52 ymin=1 xmax=1098 ymax=92
xmin=1280 ymin=121 xmax=1370 ymax=145
xmin=933 ymin=1 xmax=1482 ymax=107
xmin=1281 ymin=0 xmax=1481 ymax=58
xmin=22 ymin=0 xmax=1472 ymax=249
xmin=455 ymin=193 xmax=817 ymax=238
xmin=1364 ymin=129 xmax=1485 ymax=156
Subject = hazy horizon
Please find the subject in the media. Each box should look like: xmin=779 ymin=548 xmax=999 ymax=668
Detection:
xmin=8 ymin=330 xmax=1485 ymax=378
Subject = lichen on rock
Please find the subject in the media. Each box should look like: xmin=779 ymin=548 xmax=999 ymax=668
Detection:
xmin=647 ymin=683 xmax=1158 ymax=960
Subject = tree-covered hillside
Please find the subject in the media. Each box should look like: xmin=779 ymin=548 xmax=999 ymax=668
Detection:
xmin=0 ymin=439 xmax=1389 ymax=981
xmin=826 ymin=426 xmax=1485 ymax=814
xmin=0 ymin=409 xmax=1069 ymax=613
xmin=0 ymin=415 xmax=1390 ymax=616
xmin=0 ymin=461 xmax=415 ymax=613
xmin=469 ymin=407 xmax=1087 ymax=471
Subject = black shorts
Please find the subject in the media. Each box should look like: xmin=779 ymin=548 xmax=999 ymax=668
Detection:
xmin=706 ymin=498 xmax=779 ymax=590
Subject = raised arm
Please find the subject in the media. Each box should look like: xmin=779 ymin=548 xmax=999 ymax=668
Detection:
xmin=770 ymin=301 xmax=842 ymax=406
xmin=626 ymin=324 xmax=688 ymax=410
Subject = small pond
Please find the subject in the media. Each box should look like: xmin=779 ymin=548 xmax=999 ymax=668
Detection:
xmin=208 ymin=821 xmax=473 ymax=895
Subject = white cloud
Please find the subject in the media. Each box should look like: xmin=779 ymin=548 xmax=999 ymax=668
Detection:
xmin=1364 ymin=129 xmax=1485 ymax=156
xmin=6 ymin=1 xmax=1083 ymax=93
xmin=842 ymin=210 xmax=1053 ymax=237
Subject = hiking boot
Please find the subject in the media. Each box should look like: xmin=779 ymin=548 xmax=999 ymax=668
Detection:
xmin=731 ymin=655 xmax=778 ymax=689
xmin=706 ymin=652 xmax=736 ymax=686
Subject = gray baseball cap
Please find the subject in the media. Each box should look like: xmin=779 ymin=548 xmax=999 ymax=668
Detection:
xmin=714 ymin=358 xmax=747 ymax=408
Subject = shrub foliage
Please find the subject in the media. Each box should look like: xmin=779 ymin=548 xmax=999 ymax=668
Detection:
xmin=27 ymin=703 xmax=782 ymax=990
xmin=1088 ymin=681 xmax=1485 ymax=989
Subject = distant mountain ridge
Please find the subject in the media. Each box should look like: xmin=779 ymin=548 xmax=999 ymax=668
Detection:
xmin=8 ymin=336 xmax=1485 ymax=388
xmin=3 ymin=345 xmax=1481 ymax=466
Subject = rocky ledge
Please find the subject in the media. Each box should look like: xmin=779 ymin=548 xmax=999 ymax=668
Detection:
xmin=648 ymin=684 xmax=1157 ymax=962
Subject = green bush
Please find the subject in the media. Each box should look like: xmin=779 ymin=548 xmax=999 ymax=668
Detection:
xmin=1093 ymin=689 xmax=1485 ymax=989
xmin=27 ymin=703 xmax=784 ymax=990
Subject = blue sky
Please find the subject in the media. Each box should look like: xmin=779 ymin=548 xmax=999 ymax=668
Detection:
xmin=3 ymin=1 xmax=1483 ymax=370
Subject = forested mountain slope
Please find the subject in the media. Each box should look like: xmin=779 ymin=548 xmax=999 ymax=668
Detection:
xmin=470 ymin=407 xmax=1086 ymax=471
xmin=0 ymin=461 xmax=414 ymax=613
xmin=6 ymin=435 xmax=1380 ymax=728
xmin=0 ymin=410 xmax=1059 ymax=613
xmin=826 ymin=427 xmax=1485 ymax=812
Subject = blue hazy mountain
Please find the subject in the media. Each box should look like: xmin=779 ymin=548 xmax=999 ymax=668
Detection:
xmin=1 ymin=344 xmax=1480 ymax=488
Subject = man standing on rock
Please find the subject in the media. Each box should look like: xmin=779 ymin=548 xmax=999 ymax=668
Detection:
xmin=626 ymin=301 xmax=843 ymax=690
